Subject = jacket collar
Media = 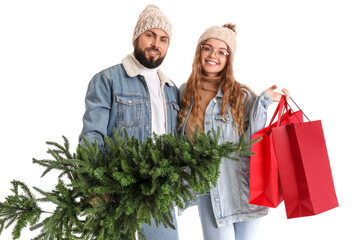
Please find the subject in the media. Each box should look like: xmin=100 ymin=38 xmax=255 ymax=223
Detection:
xmin=215 ymin=87 xmax=224 ymax=98
xmin=122 ymin=54 xmax=174 ymax=87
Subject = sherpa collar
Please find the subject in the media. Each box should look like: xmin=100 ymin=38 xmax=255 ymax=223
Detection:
xmin=121 ymin=54 xmax=174 ymax=87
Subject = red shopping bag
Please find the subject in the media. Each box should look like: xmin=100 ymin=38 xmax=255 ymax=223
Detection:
xmin=272 ymin=98 xmax=339 ymax=218
xmin=249 ymin=97 xmax=303 ymax=208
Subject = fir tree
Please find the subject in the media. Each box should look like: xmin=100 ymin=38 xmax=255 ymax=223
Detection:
xmin=0 ymin=127 xmax=260 ymax=239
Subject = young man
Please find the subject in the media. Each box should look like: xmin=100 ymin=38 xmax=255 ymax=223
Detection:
xmin=79 ymin=5 xmax=179 ymax=240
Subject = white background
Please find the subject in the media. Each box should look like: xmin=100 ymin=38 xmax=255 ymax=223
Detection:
xmin=1 ymin=0 xmax=359 ymax=239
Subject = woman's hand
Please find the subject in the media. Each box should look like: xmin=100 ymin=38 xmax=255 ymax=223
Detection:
xmin=265 ymin=85 xmax=290 ymax=102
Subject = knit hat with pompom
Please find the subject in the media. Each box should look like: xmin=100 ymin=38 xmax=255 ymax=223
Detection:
xmin=197 ymin=23 xmax=237 ymax=54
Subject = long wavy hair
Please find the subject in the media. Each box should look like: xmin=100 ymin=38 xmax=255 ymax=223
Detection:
xmin=178 ymin=24 xmax=255 ymax=134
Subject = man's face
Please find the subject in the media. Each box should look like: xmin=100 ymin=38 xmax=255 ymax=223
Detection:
xmin=134 ymin=28 xmax=169 ymax=69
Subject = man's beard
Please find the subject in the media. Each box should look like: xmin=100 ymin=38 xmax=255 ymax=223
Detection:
xmin=134 ymin=45 xmax=165 ymax=69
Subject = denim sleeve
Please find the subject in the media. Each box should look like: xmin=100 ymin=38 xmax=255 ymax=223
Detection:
xmin=79 ymin=72 xmax=112 ymax=148
xmin=244 ymin=91 xmax=274 ymax=142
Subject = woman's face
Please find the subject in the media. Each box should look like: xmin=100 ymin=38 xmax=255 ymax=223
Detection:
xmin=200 ymin=38 xmax=229 ymax=77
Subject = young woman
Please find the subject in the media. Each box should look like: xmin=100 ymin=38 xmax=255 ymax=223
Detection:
xmin=178 ymin=24 xmax=289 ymax=240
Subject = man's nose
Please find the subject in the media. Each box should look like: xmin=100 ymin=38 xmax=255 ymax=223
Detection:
xmin=151 ymin=38 xmax=161 ymax=49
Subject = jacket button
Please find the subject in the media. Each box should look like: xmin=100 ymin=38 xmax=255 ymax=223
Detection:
xmin=128 ymin=100 xmax=132 ymax=104
xmin=215 ymin=198 xmax=219 ymax=201
xmin=213 ymin=99 xmax=217 ymax=103
xmin=146 ymin=126 xmax=149 ymax=130
xmin=206 ymin=120 xmax=211 ymax=125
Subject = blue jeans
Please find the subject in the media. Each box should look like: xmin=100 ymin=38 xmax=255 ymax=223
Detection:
xmin=141 ymin=208 xmax=179 ymax=240
xmin=198 ymin=193 xmax=260 ymax=240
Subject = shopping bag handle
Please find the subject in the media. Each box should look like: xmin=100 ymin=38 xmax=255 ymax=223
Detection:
xmin=279 ymin=97 xmax=292 ymax=125
xmin=284 ymin=97 xmax=311 ymax=124
xmin=268 ymin=96 xmax=287 ymax=127
xmin=268 ymin=96 xmax=311 ymax=128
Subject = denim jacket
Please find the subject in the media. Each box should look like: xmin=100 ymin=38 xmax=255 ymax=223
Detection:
xmin=179 ymin=83 xmax=272 ymax=227
xmin=80 ymin=54 xmax=180 ymax=147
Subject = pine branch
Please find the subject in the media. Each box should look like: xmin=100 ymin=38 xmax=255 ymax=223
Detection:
xmin=33 ymin=180 xmax=85 ymax=240
xmin=0 ymin=180 xmax=42 ymax=239
xmin=32 ymin=136 xmax=80 ymax=181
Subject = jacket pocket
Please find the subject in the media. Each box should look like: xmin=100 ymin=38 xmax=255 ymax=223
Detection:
xmin=215 ymin=113 xmax=237 ymax=142
xmin=115 ymin=93 xmax=142 ymax=128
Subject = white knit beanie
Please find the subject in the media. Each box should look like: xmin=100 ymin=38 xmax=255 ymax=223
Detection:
xmin=132 ymin=5 xmax=172 ymax=46
xmin=197 ymin=24 xmax=237 ymax=54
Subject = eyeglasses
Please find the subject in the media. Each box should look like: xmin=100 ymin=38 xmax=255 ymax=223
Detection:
xmin=201 ymin=45 xmax=230 ymax=58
